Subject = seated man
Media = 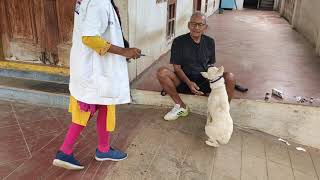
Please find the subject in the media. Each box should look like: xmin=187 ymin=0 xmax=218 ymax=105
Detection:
xmin=157 ymin=12 xmax=236 ymax=121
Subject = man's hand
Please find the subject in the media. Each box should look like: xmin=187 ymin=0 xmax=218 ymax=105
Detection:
xmin=122 ymin=48 xmax=141 ymax=59
xmin=188 ymin=81 xmax=204 ymax=95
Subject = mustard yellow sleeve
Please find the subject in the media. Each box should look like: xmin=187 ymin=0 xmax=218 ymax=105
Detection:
xmin=82 ymin=36 xmax=111 ymax=56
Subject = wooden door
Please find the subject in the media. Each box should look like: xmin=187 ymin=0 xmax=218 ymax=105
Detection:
xmin=194 ymin=0 xmax=202 ymax=12
xmin=0 ymin=0 xmax=42 ymax=63
xmin=0 ymin=38 xmax=3 ymax=60
xmin=56 ymin=0 xmax=76 ymax=66
xmin=0 ymin=0 xmax=76 ymax=66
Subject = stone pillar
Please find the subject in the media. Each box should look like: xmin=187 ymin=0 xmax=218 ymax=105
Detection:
xmin=291 ymin=0 xmax=301 ymax=29
xmin=280 ymin=0 xmax=286 ymax=17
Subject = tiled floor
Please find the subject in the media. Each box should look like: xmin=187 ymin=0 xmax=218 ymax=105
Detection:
xmin=0 ymin=100 xmax=319 ymax=180
xmin=132 ymin=9 xmax=320 ymax=107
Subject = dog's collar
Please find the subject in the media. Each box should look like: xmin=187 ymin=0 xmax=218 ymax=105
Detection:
xmin=209 ymin=76 xmax=223 ymax=84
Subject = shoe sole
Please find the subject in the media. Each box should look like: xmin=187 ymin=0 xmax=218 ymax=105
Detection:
xmin=52 ymin=159 xmax=84 ymax=170
xmin=164 ymin=111 xmax=189 ymax=121
xmin=94 ymin=155 xmax=128 ymax=162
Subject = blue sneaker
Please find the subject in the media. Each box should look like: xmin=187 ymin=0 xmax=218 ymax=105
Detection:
xmin=95 ymin=148 xmax=128 ymax=161
xmin=52 ymin=151 xmax=84 ymax=170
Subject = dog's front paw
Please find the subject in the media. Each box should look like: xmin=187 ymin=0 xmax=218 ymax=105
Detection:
xmin=205 ymin=140 xmax=219 ymax=147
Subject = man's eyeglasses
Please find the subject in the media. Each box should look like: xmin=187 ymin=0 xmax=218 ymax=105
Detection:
xmin=189 ymin=22 xmax=207 ymax=28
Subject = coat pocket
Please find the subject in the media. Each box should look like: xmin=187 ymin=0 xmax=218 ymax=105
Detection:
xmin=97 ymin=76 xmax=120 ymax=98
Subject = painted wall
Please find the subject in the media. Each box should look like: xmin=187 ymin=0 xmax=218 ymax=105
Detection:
xmin=274 ymin=0 xmax=281 ymax=10
xmin=235 ymin=0 xmax=244 ymax=10
xmin=280 ymin=0 xmax=320 ymax=56
xmin=293 ymin=0 xmax=320 ymax=55
xmin=127 ymin=0 xmax=167 ymax=81
xmin=220 ymin=0 xmax=244 ymax=10
xmin=0 ymin=35 xmax=4 ymax=60
xmin=204 ymin=0 xmax=221 ymax=15
xmin=0 ymin=1 xmax=222 ymax=78
xmin=126 ymin=0 xmax=218 ymax=81
xmin=114 ymin=0 xmax=129 ymax=40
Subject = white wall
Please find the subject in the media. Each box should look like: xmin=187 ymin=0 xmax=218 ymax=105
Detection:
xmin=126 ymin=0 xmax=227 ymax=81
xmin=274 ymin=0 xmax=282 ymax=10
xmin=175 ymin=1 xmax=193 ymax=37
xmin=279 ymin=0 xmax=320 ymax=56
xmin=293 ymin=0 xmax=320 ymax=55
xmin=127 ymin=0 xmax=195 ymax=81
xmin=115 ymin=0 xmax=129 ymax=40
xmin=127 ymin=0 xmax=168 ymax=81
xmin=204 ymin=0 xmax=221 ymax=15
xmin=235 ymin=0 xmax=244 ymax=10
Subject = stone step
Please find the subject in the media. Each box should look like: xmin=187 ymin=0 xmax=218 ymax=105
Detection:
xmin=261 ymin=0 xmax=274 ymax=5
xmin=0 ymin=76 xmax=69 ymax=108
xmin=259 ymin=0 xmax=274 ymax=9
xmin=0 ymin=68 xmax=69 ymax=84
xmin=0 ymin=75 xmax=319 ymax=150
xmin=260 ymin=3 xmax=274 ymax=7
xmin=131 ymin=89 xmax=320 ymax=150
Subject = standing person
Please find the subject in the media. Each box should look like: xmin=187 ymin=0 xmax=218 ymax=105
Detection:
xmin=53 ymin=0 xmax=141 ymax=170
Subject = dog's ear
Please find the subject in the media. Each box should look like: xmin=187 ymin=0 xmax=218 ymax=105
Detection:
xmin=217 ymin=66 xmax=224 ymax=74
xmin=200 ymin=72 xmax=209 ymax=79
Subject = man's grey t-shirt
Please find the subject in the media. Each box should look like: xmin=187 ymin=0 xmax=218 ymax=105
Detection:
xmin=170 ymin=33 xmax=216 ymax=77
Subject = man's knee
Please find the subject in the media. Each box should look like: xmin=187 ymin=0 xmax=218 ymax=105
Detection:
xmin=157 ymin=67 xmax=170 ymax=79
xmin=223 ymin=72 xmax=235 ymax=83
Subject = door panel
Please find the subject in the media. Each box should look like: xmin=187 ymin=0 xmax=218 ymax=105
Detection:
xmin=194 ymin=0 xmax=202 ymax=12
xmin=55 ymin=0 xmax=76 ymax=66
xmin=56 ymin=0 xmax=76 ymax=44
xmin=0 ymin=0 xmax=76 ymax=66
xmin=0 ymin=0 xmax=41 ymax=61
xmin=5 ymin=0 xmax=38 ymax=43
xmin=0 ymin=37 xmax=3 ymax=60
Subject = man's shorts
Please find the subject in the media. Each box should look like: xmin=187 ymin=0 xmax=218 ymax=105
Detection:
xmin=176 ymin=75 xmax=211 ymax=94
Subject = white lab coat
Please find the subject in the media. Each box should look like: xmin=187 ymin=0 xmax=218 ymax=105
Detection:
xmin=69 ymin=0 xmax=130 ymax=105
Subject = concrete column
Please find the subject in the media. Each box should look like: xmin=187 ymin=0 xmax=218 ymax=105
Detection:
xmin=279 ymin=0 xmax=286 ymax=17
xmin=201 ymin=0 xmax=205 ymax=13
xmin=291 ymin=0 xmax=301 ymax=29
xmin=273 ymin=0 xmax=278 ymax=10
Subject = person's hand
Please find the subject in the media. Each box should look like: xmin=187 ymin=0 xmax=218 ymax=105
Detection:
xmin=122 ymin=48 xmax=141 ymax=59
xmin=188 ymin=81 xmax=204 ymax=95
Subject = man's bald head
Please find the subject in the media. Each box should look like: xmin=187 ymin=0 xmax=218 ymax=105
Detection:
xmin=188 ymin=12 xmax=208 ymax=40
xmin=190 ymin=12 xmax=207 ymax=25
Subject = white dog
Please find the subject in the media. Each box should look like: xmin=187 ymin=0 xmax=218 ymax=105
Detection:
xmin=200 ymin=66 xmax=233 ymax=147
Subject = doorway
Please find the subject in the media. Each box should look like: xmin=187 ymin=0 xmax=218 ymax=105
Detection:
xmin=243 ymin=0 xmax=259 ymax=9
